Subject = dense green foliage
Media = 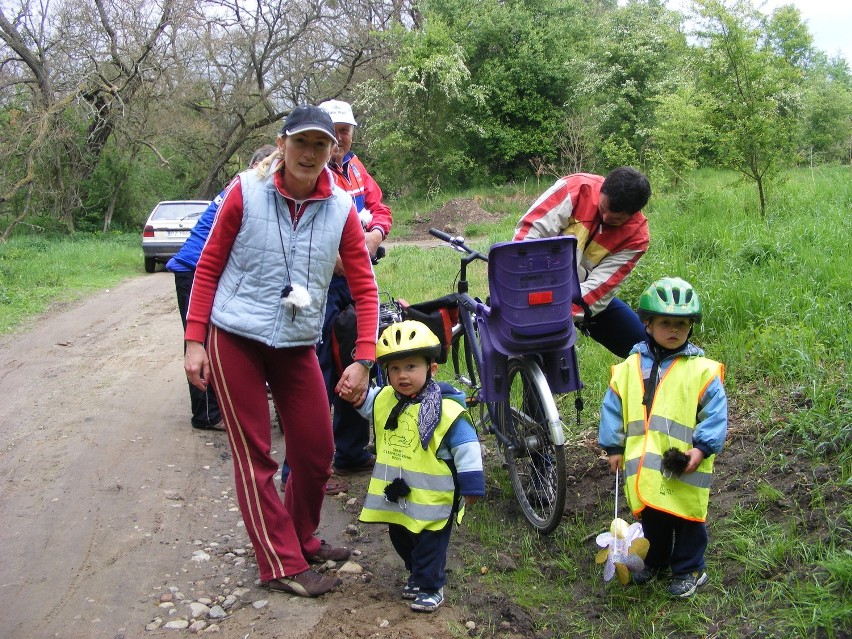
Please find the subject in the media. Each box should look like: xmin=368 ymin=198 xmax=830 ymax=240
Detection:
xmin=363 ymin=0 xmax=851 ymax=203
xmin=2 ymin=0 xmax=849 ymax=236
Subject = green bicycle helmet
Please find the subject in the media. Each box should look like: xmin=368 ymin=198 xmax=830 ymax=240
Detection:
xmin=376 ymin=320 xmax=442 ymax=364
xmin=637 ymin=277 xmax=702 ymax=323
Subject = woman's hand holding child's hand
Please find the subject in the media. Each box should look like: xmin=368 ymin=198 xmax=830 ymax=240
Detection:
xmin=335 ymin=362 xmax=370 ymax=405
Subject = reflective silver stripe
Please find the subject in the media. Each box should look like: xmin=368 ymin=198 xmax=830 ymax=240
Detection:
xmin=641 ymin=452 xmax=713 ymax=489
xmin=647 ymin=415 xmax=692 ymax=446
xmin=363 ymin=493 xmax=453 ymax=520
xmin=626 ymin=420 xmax=645 ymax=438
xmin=373 ymin=462 xmax=456 ymax=492
xmin=625 ymin=456 xmax=640 ymax=478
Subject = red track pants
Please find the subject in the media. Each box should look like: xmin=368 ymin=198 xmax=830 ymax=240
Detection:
xmin=208 ymin=325 xmax=333 ymax=580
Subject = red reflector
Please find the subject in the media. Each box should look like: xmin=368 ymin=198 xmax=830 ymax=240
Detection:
xmin=143 ymin=226 xmax=155 ymax=238
xmin=528 ymin=291 xmax=553 ymax=305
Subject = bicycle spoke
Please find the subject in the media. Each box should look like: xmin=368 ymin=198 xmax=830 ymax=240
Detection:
xmin=497 ymin=358 xmax=567 ymax=534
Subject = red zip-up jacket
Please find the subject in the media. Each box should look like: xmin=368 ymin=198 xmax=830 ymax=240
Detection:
xmin=328 ymin=152 xmax=392 ymax=238
xmin=514 ymin=173 xmax=649 ymax=318
xmin=186 ymin=165 xmax=378 ymax=361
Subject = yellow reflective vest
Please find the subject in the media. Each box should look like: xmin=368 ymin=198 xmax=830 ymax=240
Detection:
xmin=359 ymin=386 xmax=467 ymax=532
xmin=611 ymin=353 xmax=724 ymax=522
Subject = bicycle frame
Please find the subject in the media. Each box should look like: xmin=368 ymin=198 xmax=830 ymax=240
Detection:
xmin=428 ymin=228 xmax=583 ymax=534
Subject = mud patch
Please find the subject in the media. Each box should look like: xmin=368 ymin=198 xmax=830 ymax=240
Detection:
xmin=408 ymin=198 xmax=501 ymax=239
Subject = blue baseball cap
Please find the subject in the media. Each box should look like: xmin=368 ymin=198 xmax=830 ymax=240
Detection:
xmin=281 ymin=105 xmax=336 ymax=143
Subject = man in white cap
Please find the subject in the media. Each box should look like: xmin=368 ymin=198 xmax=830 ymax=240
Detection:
xmin=280 ymin=99 xmax=392 ymax=494
xmin=320 ymin=99 xmax=391 ymax=260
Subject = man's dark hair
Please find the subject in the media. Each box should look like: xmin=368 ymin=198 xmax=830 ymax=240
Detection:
xmin=600 ymin=167 xmax=651 ymax=214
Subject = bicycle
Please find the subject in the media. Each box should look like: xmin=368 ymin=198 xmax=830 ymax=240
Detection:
xmin=419 ymin=228 xmax=584 ymax=534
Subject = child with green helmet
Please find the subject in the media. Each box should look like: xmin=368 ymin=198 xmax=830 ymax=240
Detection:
xmin=351 ymin=320 xmax=485 ymax=612
xmin=598 ymin=277 xmax=728 ymax=598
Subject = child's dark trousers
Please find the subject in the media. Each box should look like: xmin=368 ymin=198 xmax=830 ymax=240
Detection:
xmin=641 ymin=506 xmax=708 ymax=575
xmin=388 ymin=521 xmax=453 ymax=591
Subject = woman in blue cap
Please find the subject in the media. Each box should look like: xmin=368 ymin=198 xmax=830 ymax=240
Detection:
xmin=184 ymin=105 xmax=379 ymax=597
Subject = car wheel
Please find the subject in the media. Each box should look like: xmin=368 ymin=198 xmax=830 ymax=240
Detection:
xmin=144 ymin=257 xmax=156 ymax=273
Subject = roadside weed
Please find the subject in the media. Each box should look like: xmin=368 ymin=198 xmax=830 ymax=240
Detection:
xmin=0 ymin=233 xmax=139 ymax=333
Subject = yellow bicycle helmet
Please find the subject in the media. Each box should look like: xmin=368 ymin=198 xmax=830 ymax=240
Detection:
xmin=376 ymin=320 xmax=442 ymax=364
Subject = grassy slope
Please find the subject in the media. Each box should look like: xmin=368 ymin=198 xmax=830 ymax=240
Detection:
xmin=0 ymin=233 xmax=141 ymax=333
xmin=378 ymin=166 xmax=851 ymax=638
xmin=1 ymin=167 xmax=849 ymax=637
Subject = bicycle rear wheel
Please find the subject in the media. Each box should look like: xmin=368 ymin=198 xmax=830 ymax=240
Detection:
xmin=495 ymin=357 xmax=567 ymax=534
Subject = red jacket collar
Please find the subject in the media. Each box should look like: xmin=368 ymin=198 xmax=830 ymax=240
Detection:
xmin=272 ymin=165 xmax=334 ymax=202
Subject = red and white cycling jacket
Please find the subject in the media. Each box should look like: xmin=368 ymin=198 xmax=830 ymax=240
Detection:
xmin=513 ymin=173 xmax=649 ymax=318
xmin=328 ymin=152 xmax=392 ymax=239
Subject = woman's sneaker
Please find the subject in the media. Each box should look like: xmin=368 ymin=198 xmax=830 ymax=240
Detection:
xmin=667 ymin=571 xmax=708 ymax=598
xmin=267 ymin=569 xmax=341 ymax=597
xmin=410 ymin=587 xmax=444 ymax=612
xmin=309 ymin=540 xmax=351 ymax=563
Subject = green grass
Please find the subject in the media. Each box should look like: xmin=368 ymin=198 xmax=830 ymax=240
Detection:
xmin=0 ymin=233 xmax=142 ymax=333
xmin=377 ymin=165 xmax=852 ymax=638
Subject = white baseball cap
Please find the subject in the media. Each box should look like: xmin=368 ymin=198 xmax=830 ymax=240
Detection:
xmin=318 ymin=100 xmax=357 ymax=126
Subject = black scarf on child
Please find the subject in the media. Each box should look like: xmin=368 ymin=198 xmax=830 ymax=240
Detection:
xmin=642 ymin=336 xmax=689 ymax=410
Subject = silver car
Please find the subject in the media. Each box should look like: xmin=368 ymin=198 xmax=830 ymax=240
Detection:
xmin=141 ymin=200 xmax=210 ymax=273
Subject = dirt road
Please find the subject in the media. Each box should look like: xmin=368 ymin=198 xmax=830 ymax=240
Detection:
xmin=0 ymin=273 xmax=468 ymax=639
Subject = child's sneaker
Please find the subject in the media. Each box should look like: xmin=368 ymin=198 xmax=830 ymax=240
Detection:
xmin=632 ymin=566 xmax=659 ymax=585
xmin=667 ymin=571 xmax=708 ymax=598
xmin=401 ymin=581 xmax=421 ymax=600
xmin=410 ymin=587 xmax=444 ymax=612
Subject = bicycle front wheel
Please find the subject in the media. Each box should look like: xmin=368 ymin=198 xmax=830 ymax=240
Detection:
xmin=495 ymin=357 xmax=567 ymax=534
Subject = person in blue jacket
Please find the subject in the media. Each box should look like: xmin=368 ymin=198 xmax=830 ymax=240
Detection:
xmin=166 ymin=145 xmax=276 ymax=431
xmin=598 ymin=277 xmax=727 ymax=599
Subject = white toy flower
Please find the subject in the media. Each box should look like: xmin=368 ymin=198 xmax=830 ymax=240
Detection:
xmin=595 ymin=518 xmax=649 ymax=584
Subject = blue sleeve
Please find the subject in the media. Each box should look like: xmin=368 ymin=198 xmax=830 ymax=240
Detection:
xmin=598 ymin=385 xmax=626 ymax=454
xmin=693 ymin=375 xmax=727 ymax=456
xmin=438 ymin=382 xmax=467 ymax=409
xmin=354 ymin=386 xmax=381 ymax=422
xmin=440 ymin=412 xmax=485 ymax=497
xmin=166 ymin=191 xmax=224 ymax=271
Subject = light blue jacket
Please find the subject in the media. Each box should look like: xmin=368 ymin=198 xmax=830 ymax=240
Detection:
xmin=598 ymin=340 xmax=728 ymax=458
xmin=209 ymin=169 xmax=352 ymax=348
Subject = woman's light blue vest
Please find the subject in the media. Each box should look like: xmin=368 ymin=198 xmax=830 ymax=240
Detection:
xmin=210 ymin=168 xmax=351 ymax=347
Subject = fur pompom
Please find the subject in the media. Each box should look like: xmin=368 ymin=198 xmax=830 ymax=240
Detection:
xmin=383 ymin=477 xmax=411 ymax=503
xmin=282 ymin=283 xmax=311 ymax=310
xmin=662 ymin=447 xmax=690 ymax=476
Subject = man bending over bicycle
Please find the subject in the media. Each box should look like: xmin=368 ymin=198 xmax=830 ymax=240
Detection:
xmin=514 ymin=167 xmax=651 ymax=358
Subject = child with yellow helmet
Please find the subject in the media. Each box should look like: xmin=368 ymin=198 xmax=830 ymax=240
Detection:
xmin=352 ymin=320 xmax=485 ymax=612
xmin=598 ymin=277 xmax=728 ymax=598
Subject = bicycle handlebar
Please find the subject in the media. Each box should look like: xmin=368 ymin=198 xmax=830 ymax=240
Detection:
xmin=428 ymin=228 xmax=488 ymax=263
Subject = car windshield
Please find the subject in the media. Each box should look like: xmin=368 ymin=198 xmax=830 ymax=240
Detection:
xmin=151 ymin=202 xmax=208 ymax=221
